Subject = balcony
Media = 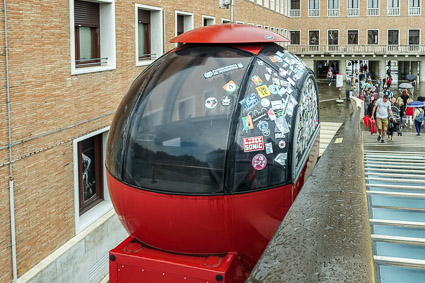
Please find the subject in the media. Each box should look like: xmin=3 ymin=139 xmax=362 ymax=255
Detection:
xmin=347 ymin=8 xmax=359 ymax=16
xmin=308 ymin=9 xmax=319 ymax=17
xmin=408 ymin=7 xmax=421 ymax=15
xmin=290 ymin=9 xmax=301 ymax=17
xmin=387 ymin=7 xmax=400 ymax=16
xmin=367 ymin=8 xmax=379 ymax=16
xmin=327 ymin=9 xmax=339 ymax=17
xmin=286 ymin=44 xmax=425 ymax=56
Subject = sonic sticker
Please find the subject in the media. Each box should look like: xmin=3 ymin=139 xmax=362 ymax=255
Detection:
xmin=244 ymin=136 xmax=264 ymax=152
xmin=223 ymin=80 xmax=239 ymax=95
xmin=205 ymin=97 xmax=217 ymax=109
xmin=252 ymin=154 xmax=267 ymax=170
xmin=256 ymin=85 xmax=271 ymax=98
xmin=265 ymin=143 xmax=273 ymax=154
xmin=240 ymin=93 xmax=260 ymax=111
xmin=251 ymin=75 xmax=263 ymax=86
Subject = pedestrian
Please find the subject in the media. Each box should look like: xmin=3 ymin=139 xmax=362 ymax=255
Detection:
xmin=327 ymin=68 xmax=333 ymax=86
xmin=367 ymin=99 xmax=377 ymax=119
xmin=405 ymin=97 xmax=414 ymax=129
xmin=387 ymin=75 xmax=392 ymax=88
xmin=387 ymin=97 xmax=398 ymax=141
xmin=363 ymin=88 xmax=372 ymax=116
xmin=387 ymin=66 xmax=391 ymax=77
xmin=413 ymin=106 xmax=424 ymax=136
xmin=371 ymin=94 xmax=396 ymax=143
xmin=377 ymin=77 xmax=382 ymax=92
xmin=398 ymin=90 xmax=409 ymax=125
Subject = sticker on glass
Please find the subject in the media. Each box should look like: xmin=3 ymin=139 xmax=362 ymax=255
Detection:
xmin=264 ymin=35 xmax=274 ymax=40
xmin=264 ymin=73 xmax=271 ymax=81
xmin=269 ymin=56 xmax=277 ymax=63
xmin=240 ymin=93 xmax=260 ymax=111
xmin=268 ymin=84 xmax=280 ymax=94
xmin=266 ymin=67 xmax=272 ymax=74
xmin=242 ymin=116 xmax=254 ymax=131
xmin=223 ymin=80 xmax=239 ymax=95
xmin=275 ymin=116 xmax=290 ymax=134
xmin=265 ymin=143 xmax=273 ymax=154
xmin=274 ymin=153 xmax=287 ymax=166
xmin=261 ymin=98 xmax=270 ymax=107
xmin=203 ymin=63 xmax=244 ymax=79
xmin=244 ymin=136 xmax=264 ymax=152
xmin=272 ymin=78 xmax=281 ymax=86
xmin=221 ymin=95 xmax=231 ymax=106
xmin=251 ymin=75 xmax=264 ymax=86
xmin=268 ymin=108 xmax=276 ymax=121
xmin=256 ymin=85 xmax=271 ymax=98
xmin=205 ymin=97 xmax=217 ymax=109
xmin=275 ymin=51 xmax=285 ymax=57
xmin=271 ymin=100 xmax=283 ymax=110
xmin=278 ymin=140 xmax=286 ymax=149
xmin=257 ymin=121 xmax=269 ymax=132
xmin=262 ymin=128 xmax=270 ymax=136
xmin=275 ymin=132 xmax=285 ymax=139
xmin=287 ymin=77 xmax=296 ymax=86
xmin=252 ymin=154 xmax=267 ymax=170
xmin=251 ymin=111 xmax=268 ymax=123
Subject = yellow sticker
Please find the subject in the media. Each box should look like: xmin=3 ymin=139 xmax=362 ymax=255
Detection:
xmin=335 ymin=138 xmax=343 ymax=144
xmin=256 ymin=85 xmax=271 ymax=98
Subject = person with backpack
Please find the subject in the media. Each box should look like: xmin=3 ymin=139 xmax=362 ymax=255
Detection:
xmin=413 ymin=107 xmax=424 ymax=136
xmin=371 ymin=94 xmax=396 ymax=143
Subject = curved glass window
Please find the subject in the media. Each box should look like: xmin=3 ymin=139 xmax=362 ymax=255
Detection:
xmin=121 ymin=46 xmax=253 ymax=194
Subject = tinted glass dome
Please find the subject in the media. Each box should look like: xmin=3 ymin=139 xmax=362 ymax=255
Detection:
xmin=106 ymin=43 xmax=318 ymax=195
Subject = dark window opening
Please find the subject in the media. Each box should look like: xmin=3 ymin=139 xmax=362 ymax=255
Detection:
xmin=138 ymin=9 xmax=152 ymax=60
xmin=290 ymin=31 xmax=300 ymax=45
xmin=78 ymin=134 xmax=104 ymax=215
xmin=177 ymin=15 xmax=184 ymax=36
xmin=388 ymin=30 xmax=399 ymax=45
xmin=348 ymin=30 xmax=358 ymax=44
xmin=368 ymin=30 xmax=378 ymax=45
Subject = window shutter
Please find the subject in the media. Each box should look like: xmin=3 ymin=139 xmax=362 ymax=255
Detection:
xmin=138 ymin=9 xmax=150 ymax=24
xmin=75 ymin=0 xmax=100 ymax=27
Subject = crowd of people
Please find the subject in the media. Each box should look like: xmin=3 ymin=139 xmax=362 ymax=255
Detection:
xmin=344 ymin=65 xmax=424 ymax=143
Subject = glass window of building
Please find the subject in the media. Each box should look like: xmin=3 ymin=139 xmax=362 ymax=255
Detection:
xmin=347 ymin=0 xmax=359 ymax=16
xmin=387 ymin=0 xmax=400 ymax=16
xmin=290 ymin=0 xmax=301 ymax=17
xmin=408 ymin=0 xmax=421 ymax=15
xmin=388 ymin=30 xmax=399 ymax=45
xmin=138 ymin=10 xmax=151 ymax=60
xmin=78 ymin=134 xmax=104 ymax=215
xmin=309 ymin=0 xmax=320 ymax=17
xmin=309 ymin=30 xmax=319 ymax=51
xmin=136 ymin=5 xmax=163 ymax=66
xmin=203 ymin=16 xmax=215 ymax=26
xmin=347 ymin=30 xmax=358 ymax=44
xmin=367 ymin=0 xmax=379 ymax=15
xmin=409 ymin=29 xmax=420 ymax=51
xmin=328 ymin=0 xmax=340 ymax=17
xmin=176 ymin=12 xmax=194 ymax=37
xmin=74 ymin=1 xmax=100 ymax=67
xmin=290 ymin=31 xmax=301 ymax=44
xmin=367 ymin=30 xmax=378 ymax=44
xmin=328 ymin=30 xmax=338 ymax=45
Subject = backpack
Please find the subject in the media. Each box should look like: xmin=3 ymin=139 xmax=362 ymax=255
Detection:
xmin=416 ymin=111 xmax=424 ymax=123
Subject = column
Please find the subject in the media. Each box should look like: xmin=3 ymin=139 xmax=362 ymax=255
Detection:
xmin=379 ymin=59 xmax=386 ymax=80
xmin=412 ymin=61 xmax=419 ymax=85
xmin=420 ymin=59 xmax=425 ymax=83
xmin=404 ymin=61 xmax=410 ymax=77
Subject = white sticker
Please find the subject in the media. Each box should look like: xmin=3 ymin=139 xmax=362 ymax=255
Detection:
xmin=278 ymin=140 xmax=286 ymax=149
xmin=205 ymin=97 xmax=218 ymax=109
xmin=261 ymin=98 xmax=270 ymax=107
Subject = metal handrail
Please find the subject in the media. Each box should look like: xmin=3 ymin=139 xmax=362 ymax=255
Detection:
xmin=75 ymin=57 xmax=108 ymax=67
xmin=138 ymin=53 xmax=157 ymax=60
xmin=367 ymin=8 xmax=379 ymax=16
xmin=327 ymin=8 xmax=339 ymax=17
xmin=308 ymin=9 xmax=319 ymax=17
xmin=347 ymin=8 xmax=359 ymax=16
xmin=387 ymin=7 xmax=400 ymax=16
xmin=286 ymin=44 xmax=425 ymax=55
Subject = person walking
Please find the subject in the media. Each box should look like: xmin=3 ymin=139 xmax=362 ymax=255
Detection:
xmin=363 ymin=88 xmax=372 ymax=116
xmin=413 ymin=107 xmax=424 ymax=136
xmin=405 ymin=97 xmax=414 ymax=129
xmin=327 ymin=68 xmax=333 ymax=86
xmin=371 ymin=94 xmax=396 ymax=143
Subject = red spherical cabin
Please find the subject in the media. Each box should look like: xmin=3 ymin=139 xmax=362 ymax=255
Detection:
xmin=107 ymin=24 xmax=320 ymax=282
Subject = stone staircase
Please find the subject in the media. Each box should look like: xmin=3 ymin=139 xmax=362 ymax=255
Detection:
xmin=319 ymin=122 xmax=343 ymax=156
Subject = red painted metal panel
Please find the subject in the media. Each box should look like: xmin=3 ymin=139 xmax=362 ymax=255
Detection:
xmin=170 ymin=24 xmax=290 ymax=44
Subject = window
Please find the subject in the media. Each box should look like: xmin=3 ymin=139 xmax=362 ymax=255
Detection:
xmin=347 ymin=30 xmax=358 ymax=44
xmin=290 ymin=0 xmax=301 ymax=17
xmin=176 ymin=11 xmax=194 ymax=37
xmin=71 ymin=0 xmax=116 ymax=75
xmin=270 ymin=0 xmax=275 ymax=10
xmin=328 ymin=0 xmax=340 ymax=17
xmin=409 ymin=0 xmax=421 ymax=15
xmin=409 ymin=29 xmax=420 ymax=51
xmin=222 ymin=19 xmax=231 ymax=23
xmin=202 ymin=16 xmax=215 ymax=26
xmin=347 ymin=0 xmax=359 ymax=16
xmin=388 ymin=30 xmax=399 ymax=45
xmin=388 ymin=0 xmax=400 ymax=16
xmin=257 ymin=0 xmax=262 ymax=4
xmin=78 ymin=134 xmax=104 ymax=215
xmin=136 ymin=5 xmax=163 ymax=66
xmin=276 ymin=0 xmax=280 ymax=12
xmin=74 ymin=1 xmax=100 ymax=67
xmin=328 ymin=30 xmax=339 ymax=51
xmin=264 ymin=0 xmax=270 ymax=8
xmin=309 ymin=30 xmax=320 ymax=51
xmin=265 ymin=26 xmax=269 ymax=30
xmin=368 ymin=30 xmax=379 ymax=44
xmin=367 ymin=0 xmax=379 ymax=15
xmin=290 ymin=31 xmax=301 ymax=44
xmin=309 ymin=0 xmax=320 ymax=17
xmin=236 ymin=21 xmax=245 ymax=24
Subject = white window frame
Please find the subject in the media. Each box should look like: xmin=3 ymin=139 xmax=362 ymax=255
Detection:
xmin=366 ymin=29 xmax=379 ymax=45
xmin=236 ymin=21 xmax=245 ymax=24
xmin=347 ymin=0 xmax=360 ymax=16
xmin=387 ymin=0 xmax=400 ymax=16
xmin=308 ymin=29 xmax=320 ymax=45
xmin=175 ymin=11 xmax=194 ymax=37
xmin=257 ymin=0 xmax=263 ymax=5
xmin=135 ymin=4 xmax=164 ymax=67
xmin=347 ymin=29 xmax=359 ymax=45
xmin=264 ymin=0 xmax=270 ymax=8
xmin=387 ymin=28 xmax=400 ymax=46
xmin=70 ymin=0 xmax=116 ymax=75
xmin=222 ymin=18 xmax=231 ymax=23
xmin=248 ymin=23 xmax=255 ymax=26
xmin=264 ymin=26 xmax=270 ymax=30
xmin=257 ymin=24 xmax=263 ymax=28
xmin=309 ymin=0 xmax=320 ymax=17
xmin=202 ymin=15 xmax=216 ymax=26
xmin=367 ymin=0 xmax=380 ymax=16
xmin=327 ymin=0 xmax=340 ymax=17
xmin=271 ymin=27 xmax=275 ymax=32
xmin=290 ymin=30 xmax=302 ymax=45
xmin=408 ymin=28 xmax=421 ymax=45
xmin=408 ymin=0 xmax=422 ymax=16
xmin=270 ymin=0 xmax=275 ymax=10
xmin=290 ymin=0 xmax=302 ymax=17
xmin=73 ymin=127 xmax=112 ymax=233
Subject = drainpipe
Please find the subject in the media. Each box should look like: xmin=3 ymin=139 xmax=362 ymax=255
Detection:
xmin=230 ymin=0 xmax=235 ymax=23
xmin=3 ymin=0 xmax=18 ymax=281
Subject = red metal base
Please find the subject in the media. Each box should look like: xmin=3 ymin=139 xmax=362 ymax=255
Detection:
xmin=110 ymin=236 xmax=246 ymax=283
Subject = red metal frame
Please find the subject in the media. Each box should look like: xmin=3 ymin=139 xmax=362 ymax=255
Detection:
xmin=170 ymin=24 xmax=290 ymax=44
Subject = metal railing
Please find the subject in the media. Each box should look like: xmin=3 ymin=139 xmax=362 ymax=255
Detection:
xmin=138 ymin=53 xmax=157 ymax=61
xmin=367 ymin=8 xmax=379 ymax=16
xmin=75 ymin=57 xmax=108 ymax=67
xmin=308 ymin=9 xmax=319 ymax=17
xmin=387 ymin=7 xmax=400 ymax=16
xmin=287 ymin=44 xmax=425 ymax=55
xmin=327 ymin=8 xmax=339 ymax=17
xmin=290 ymin=9 xmax=301 ymax=17
xmin=408 ymin=7 xmax=421 ymax=15
xmin=347 ymin=8 xmax=359 ymax=16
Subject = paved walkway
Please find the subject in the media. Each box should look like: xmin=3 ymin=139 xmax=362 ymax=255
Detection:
xmin=363 ymin=129 xmax=425 ymax=283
